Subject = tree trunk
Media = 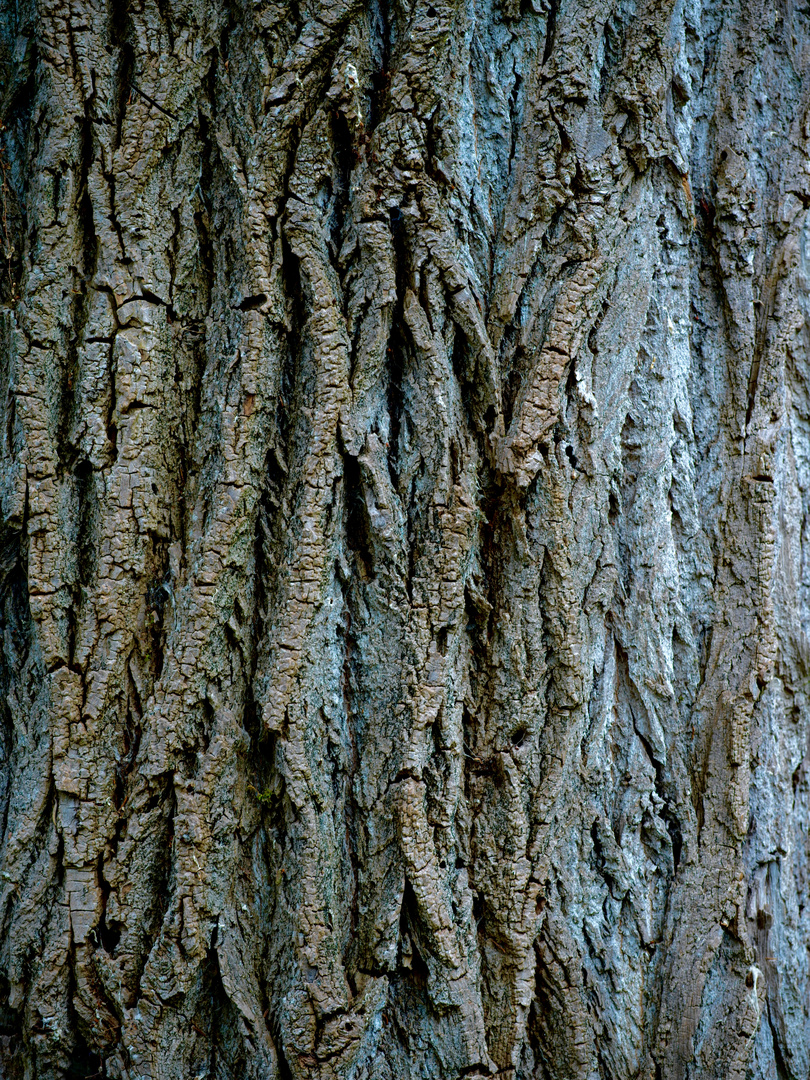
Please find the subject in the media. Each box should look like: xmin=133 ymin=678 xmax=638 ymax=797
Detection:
xmin=0 ymin=0 xmax=808 ymax=1077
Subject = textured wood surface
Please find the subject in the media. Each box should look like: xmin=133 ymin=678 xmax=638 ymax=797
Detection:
xmin=0 ymin=0 xmax=809 ymax=1076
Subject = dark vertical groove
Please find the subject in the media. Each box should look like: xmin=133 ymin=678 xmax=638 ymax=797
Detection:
xmin=109 ymin=0 xmax=133 ymax=152
xmin=387 ymin=204 xmax=409 ymax=485
xmin=57 ymin=87 xmax=98 ymax=474
xmin=368 ymin=0 xmax=391 ymax=132
xmin=542 ymin=0 xmax=558 ymax=64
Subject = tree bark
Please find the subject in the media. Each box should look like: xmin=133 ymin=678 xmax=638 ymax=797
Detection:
xmin=0 ymin=0 xmax=809 ymax=1077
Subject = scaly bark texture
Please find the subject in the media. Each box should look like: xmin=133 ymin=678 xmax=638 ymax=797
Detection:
xmin=0 ymin=0 xmax=809 ymax=1077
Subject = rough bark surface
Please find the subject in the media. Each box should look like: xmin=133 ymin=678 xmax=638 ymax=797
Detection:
xmin=0 ymin=0 xmax=809 ymax=1077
